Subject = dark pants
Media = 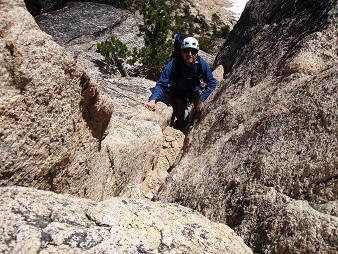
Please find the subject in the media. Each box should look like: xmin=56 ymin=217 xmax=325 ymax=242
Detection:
xmin=159 ymin=90 xmax=197 ymax=132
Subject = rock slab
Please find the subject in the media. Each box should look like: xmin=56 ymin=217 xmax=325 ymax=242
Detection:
xmin=36 ymin=1 xmax=144 ymax=80
xmin=0 ymin=186 xmax=252 ymax=254
xmin=159 ymin=0 xmax=337 ymax=253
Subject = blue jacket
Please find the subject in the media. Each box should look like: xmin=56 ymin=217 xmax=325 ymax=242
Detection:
xmin=149 ymin=57 xmax=217 ymax=102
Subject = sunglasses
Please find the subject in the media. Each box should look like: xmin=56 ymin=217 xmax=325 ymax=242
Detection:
xmin=182 ymin=48 xmax=198 ymax=55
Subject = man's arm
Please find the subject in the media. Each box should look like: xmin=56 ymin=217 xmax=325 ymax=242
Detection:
xmin=146 ymin=60 xmax=174 ymax=111
xmin=199 ymin=58 xmax=217 ymax=103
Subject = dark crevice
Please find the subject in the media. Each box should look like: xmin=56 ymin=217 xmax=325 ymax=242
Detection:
xmin=313 ymin=173 xmax=338 ymax=186
xmin=84 ymin=212 xmax=111 ymax=228
xmin=0 ymin=170 xmax=16 ymax=181
xmin=5 ymin=42 xmax=14 ymax=56
xmin=79 ymin=73 xmax=112 ymax=149
xmin=157 ymin=229 xmax=170 ymax=253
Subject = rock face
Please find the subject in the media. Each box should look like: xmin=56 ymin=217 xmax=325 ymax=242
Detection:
xmin=0 ymin=0 xmax=171 ymax=201
xmin=92 ymin=77 xmax=172 ymax=199
xmin=158 ymin=0 xmax=337 ymax=253
xmin=190 ymin=0 xmax=236 ymax=27
xmin=0 ymin=186 xmax=252 ymax=253
xmin=124 ymin=127 xmax=185 ymax=200
xmin=1 ymin=0 xmax=111 ymax=198
xmin=0 ymin=3 xmax=252 ymax=253
xmin=36 ymin=1 xmax=143 ymax=80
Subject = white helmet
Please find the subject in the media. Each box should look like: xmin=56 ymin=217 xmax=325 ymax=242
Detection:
xmin=181 ymin=37 xmax=199 ymax=50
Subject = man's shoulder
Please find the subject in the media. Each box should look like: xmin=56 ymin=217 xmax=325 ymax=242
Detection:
xmin=195 ymin=57 xmax=211 ymax=73
xmin=163 ymin=58 xmax=176 ymax=72
xmin=197 ymin=56 xmax=208 ymax=66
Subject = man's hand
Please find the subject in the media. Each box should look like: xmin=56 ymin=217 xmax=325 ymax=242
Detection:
xmin=195 ymin=100 xmax=205 ymax=111
xmin=145 ymin=100 xmax=156 ymax=111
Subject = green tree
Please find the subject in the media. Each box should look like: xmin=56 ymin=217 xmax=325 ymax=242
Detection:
xmin=198 ymin=36 xmax=214 ymax=52
xmin=97 ymin=0 xmax=230 ymax=79
xmin=130 ymin=0 xmax=178 ymax=79
xmin=130 ymin=0 xmax=219 ymax=79
xmin=97 ymin=36 xmax=129 ymax=76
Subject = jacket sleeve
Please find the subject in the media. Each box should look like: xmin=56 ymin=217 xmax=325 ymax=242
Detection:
xmin=199 ymin=58 xmax=217 ymax=102
xmin=149 ymin=60 xmax=174 ymax=101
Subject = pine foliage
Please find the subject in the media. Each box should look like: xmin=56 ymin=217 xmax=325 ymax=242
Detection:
xmin=97 ymin=0 xmax=230 ymax=80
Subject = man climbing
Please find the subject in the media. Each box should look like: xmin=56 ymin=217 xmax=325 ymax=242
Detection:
xmin=145 ymin=36 xmax=217 ymax=132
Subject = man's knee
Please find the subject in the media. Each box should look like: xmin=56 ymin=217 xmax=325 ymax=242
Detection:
xmin=172 ymin=99 xmax=189 ymax=131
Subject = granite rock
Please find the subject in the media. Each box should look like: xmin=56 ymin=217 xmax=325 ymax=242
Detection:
xmin=0 ymin=0 xmax=172 ymax=201
xmin=0 ymin=0 xmax=112 ymax=198
xmin=158 ymin=0 xmax=337 ymax=253
xmin=0 ymin=186 xmax=253 ymax=254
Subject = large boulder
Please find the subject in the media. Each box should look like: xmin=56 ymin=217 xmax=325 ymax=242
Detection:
xmin=158 ymin=0 xmax=337 ymax=253
xmin=0 ymin=0 xmax=171 ymax=201
xmin=125 ymin=126 xmax=185 ymax=200
xmin=0 ymin=186 xmax=252 ymax=253
xmin=0 ymin=0 xmax=111 ymax=198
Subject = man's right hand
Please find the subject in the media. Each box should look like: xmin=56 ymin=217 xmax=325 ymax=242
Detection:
xmin=145 ymin=100 xmax=156 ymax=111
xmin=195 ymin=100 xmax=205 ymax=112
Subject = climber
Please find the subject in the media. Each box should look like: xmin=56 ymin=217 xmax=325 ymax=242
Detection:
xmin=145 ymin=36 xmax=217 ymax=132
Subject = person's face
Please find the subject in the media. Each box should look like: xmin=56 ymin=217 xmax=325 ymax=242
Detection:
xmin=181 ymin=48 xmax=198 ymax=66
